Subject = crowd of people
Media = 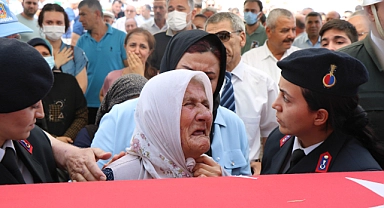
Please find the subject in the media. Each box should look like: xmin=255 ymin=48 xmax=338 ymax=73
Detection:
xmin=0 ymin=0 xmax=384 ymax=185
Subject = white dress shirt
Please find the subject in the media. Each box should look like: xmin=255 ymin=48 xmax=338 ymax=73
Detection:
xmin=241 ymin=40 xmax=300 ymax=84
xmin=112 ymin=16 xmax=142 ymax=33
xmin=224 ymin=61 xmax=279 ymax=160
xmin=141 ymin=19 xmax=168 ymax=35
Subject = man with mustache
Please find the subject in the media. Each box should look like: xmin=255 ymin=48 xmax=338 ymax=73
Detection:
xmin=242 ymin=8 xmax=299 ymax=84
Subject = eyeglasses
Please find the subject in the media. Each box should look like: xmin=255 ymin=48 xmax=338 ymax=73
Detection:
xmin=214 ymin=30 xmax=242 ymax=42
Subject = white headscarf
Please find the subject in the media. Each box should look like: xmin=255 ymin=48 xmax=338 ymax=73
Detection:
xmin=127 ymin=70 xmax=213 ymax=178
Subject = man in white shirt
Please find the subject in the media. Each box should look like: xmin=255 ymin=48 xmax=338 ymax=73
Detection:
xmin=205 ymin=12 xmax=278 ymax=175
xmin=112 ymin=4 xmax=142 ymax=32
xmin=141 ymin=0 xmax=168 ymax=34
xmin=242 ymin=8 xmax=299 ymax=84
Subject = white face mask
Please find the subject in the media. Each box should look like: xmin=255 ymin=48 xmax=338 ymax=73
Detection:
xmin=166 ymin=10 xmax=190 ymax=31
xmin=43 ymin=25 xmax=65 ymax=41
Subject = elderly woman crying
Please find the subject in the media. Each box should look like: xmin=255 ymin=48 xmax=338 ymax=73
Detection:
xmin=103 ymin=70 xmax=228 ymax=179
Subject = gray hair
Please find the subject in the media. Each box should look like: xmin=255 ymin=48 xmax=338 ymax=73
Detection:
xmin=166 ymin=0 xmax=194 ymax=11
xmin=205 ymin=12 xmax=245 ymax=32
xmin=266 ymin=8 xmax=294 ymax=30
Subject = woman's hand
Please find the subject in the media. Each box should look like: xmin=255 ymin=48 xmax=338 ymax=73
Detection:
xmin=192 ymin=155 xmax=222 ymax=177
xmin=124 ymin=51 xmax=145 ymax=76
xmin=55 ymin=47 xmax=73 ymax=69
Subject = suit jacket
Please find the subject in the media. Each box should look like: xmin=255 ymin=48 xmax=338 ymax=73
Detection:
xmin=261 ymin=128 xmax=382 ymax=174
xmin=338 ymin=34 xmax=384 ymax=141
xmin=0 ymin=126 xmax=59 ymax=185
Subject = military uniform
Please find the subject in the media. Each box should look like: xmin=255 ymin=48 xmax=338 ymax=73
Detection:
xmin=261 ymin=128 xmax=382 ymax=174
xmin=0 ymin=127 xmax=59 ymax=185
xmin=338 ymin=34 xmax=384 ymax=141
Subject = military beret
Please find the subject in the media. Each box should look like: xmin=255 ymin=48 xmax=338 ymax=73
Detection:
xmin=0 ymin=38 xmax=53 ymax=113
xmin=277 ymin=48 xmax=368 ymax=97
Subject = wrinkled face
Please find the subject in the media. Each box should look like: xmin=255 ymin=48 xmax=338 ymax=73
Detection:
xmin=321 ymin=28 xmax=352 ymax=51
xmin=192 ymin=16 xmax=206 ymax=30
xmin=348 ymin=15 xmax=370 ymax=41
xmin=125 ymin=18 xmax=137 ymax=33
xmin=79 ymin=5 xmax=98 ymax=30
xmin=22 ymin=0 xmax=38 ymax=17
xmin=272 ymin=77 xmax=317 ymax=136
xmin=305 ymin=16 xmax=322 ymax=36
xmin=176 ymin=52 xmax=220 ymax=93
xmin=125 ymin=33 xmax=151 ymax=64
xmin=168 ymin=0 xmax=193 ymax=23
xmin=125 ymin=5 xmax=136 ymax=18
xmin=42 ymin=11 xmax=65 ymax=27
xmin=267 ymin=16 xmax=296 ymax=52
xmin=112 ymin=1 xmax=122 ymax=14
xmin=0 ymin=101 xmax=44 ymax=144
xmin=153 ymin=1 xmax=166 ymax=20
xmin=206 ymin=20 xmax=245 ymax=69
xmin=180 ymin=79 xmax=212 ymax=159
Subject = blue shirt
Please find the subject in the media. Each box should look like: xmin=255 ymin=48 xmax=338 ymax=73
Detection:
xmin=72 ymin=16 xmax=85 ymax=36
xmin=60 ymin=42 xmax=88 ymax=77
xmin=76 ymin=24 xmax=127 ymax=107
xmin=92 ymin=98 xmax=251 ymax=176
xmin=292 ymin=32 xmax=321 ymax=49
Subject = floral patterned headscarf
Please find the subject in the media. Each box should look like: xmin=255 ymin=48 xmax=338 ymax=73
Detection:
xmin=127 ymin=70 xmax=213 ymax=178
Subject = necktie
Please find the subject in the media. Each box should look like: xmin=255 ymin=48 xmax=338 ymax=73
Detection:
xmin=220 ymin=72 xmax=236 ymax=112
xmin=290 ymin=149 xmax=305 ymax=168
xmin=2 ymin=147 xmax=25 ymax=183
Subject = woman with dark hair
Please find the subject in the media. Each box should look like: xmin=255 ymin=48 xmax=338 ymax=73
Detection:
xmin=100 ymin=28 xmax=156 ymax=101
xmin=93 ymin=30 xmax=251 ymax=176
xmin=261 ymin=48 xmax=384 ymax=174
xmin=38 ymin=3 xmax=88 ymax=93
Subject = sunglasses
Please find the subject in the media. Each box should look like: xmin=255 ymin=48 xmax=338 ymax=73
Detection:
xmin=214 ymin=30 xmax=242 ymax=42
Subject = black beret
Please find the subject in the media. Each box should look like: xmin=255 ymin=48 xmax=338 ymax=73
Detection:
xmin=0 ymin=38 xmax=53 ymax=113
xmin=277 ymin=48 xmax=368 ymax=97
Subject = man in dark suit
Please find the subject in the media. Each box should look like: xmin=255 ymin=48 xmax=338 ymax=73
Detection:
xmin=261 ymin=48 xmax=383 ymax=174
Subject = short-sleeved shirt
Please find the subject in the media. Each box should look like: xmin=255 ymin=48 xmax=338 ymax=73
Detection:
xmin=241 ymin=24 xmax=268 ymax=55
xmin=16 ymin=14 xmax=44 ymax=42
xmin=60 ymin=42 xmax=88 ymax=77
xmin=76 ymin=24 xmax=127 ymax=108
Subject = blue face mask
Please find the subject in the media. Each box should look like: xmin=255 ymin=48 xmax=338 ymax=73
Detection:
xmin=244 ymin=11 xmax=260 ymax=25
xmin=44 ymin=56 xmax=55 ymax=69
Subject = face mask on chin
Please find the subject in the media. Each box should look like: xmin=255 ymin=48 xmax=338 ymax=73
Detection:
xmin=167 ymin=10 xmax=190 ymax=31
xmin=43 ymin=25 xmax=66 ymax=41
xmin=244 ymin=11 xmax=260 ymax=25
